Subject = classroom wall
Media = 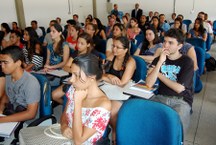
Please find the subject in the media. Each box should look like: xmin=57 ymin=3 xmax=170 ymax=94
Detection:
xmin=0 ymin=0 xmax=17 ymax=28
xmin=0 ymin=0 xmax=216 ymax=29
xmin=96 ymin=0 xmax=216 ymax=25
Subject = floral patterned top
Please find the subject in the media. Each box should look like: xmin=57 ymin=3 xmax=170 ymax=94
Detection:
xmin=65 ymin=86 xmax=110 ymax=144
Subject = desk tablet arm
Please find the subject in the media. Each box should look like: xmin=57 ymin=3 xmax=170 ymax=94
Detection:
xmin=27 ymin=115 xmax=57 ymax=127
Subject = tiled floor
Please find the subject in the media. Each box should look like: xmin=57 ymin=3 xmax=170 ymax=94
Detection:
xmin=184 ymin=43 xmax=216 ymax=145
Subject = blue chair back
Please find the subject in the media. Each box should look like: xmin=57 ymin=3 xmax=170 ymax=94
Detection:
xmin=206 ymin=33 xmax=212 ymax=51
xmin=185 ymin=38 xmax=206 ymax=50
xmin=194 ymin=46 xmax=205 ymax=75
xmin=130 ymin=41 xmax=138 ymax=55
xmin=116 ymin=99 xmax=183 ymax=145
xmin=213 ymin=20 xmax=216 ymax=32
xmin=135 ymin=31 xmax=144 ymax=48
xmin=32 ymin=73 xmax=52 ymax=117
xmin=182 ymin=19 xmax=192 ymax=32
xmin=132 ymin=56 xmax=147 ymax=82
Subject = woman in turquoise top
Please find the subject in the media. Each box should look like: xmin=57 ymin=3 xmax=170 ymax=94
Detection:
xmin=44 ymin=23 xmax=70 ymax=71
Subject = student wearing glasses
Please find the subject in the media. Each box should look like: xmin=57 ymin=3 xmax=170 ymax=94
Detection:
xmin=102 ymin=36 xmax=136 ymax=144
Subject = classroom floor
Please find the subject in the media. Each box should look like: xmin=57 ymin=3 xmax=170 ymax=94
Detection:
xmin=184 ymin=42 xmax=216 ymax=145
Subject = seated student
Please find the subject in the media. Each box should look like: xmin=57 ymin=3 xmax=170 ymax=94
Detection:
xmin=146 ymin=29 xmax=194 ymax=134
xmin=102 ymin=36 xmax=136 ymax=144
xmin=52 ymin=32 xmax=98 ymax=104
xmin=9 ymin=30 xmax=24 ymax=49
xmin=0 ymin=46 xmax=40 ymax=123
xmin=127 ymin=18 xmax=141 ymax=41
xmin=22 ymin=27 xmax=43 ymax=71
xmin=1 ymin=23 xmax=11 ymax=49
xmin=134 ymin=27 xmax=162 ymax=64
xmin=106 ymin=23 xmax=126 ymax=59
xmin=44 ymin=23 xmax=70 ymax=72
xmin=19 ymin=54 xmax=111 ymax=145
xmin=92 ymin=17 xmax=107 ymax=40
xmin=85 ymin=23 xmax=104 ymax=53
xmin=171 ymin=17 xmax=187 ymax=35
xmin=187 ymin=17 xmax=207 ymax=41
xmin=66 ymin=24 xmax=80 ymax=52
xmin=151 ymin=16 xmax=164 ymax=39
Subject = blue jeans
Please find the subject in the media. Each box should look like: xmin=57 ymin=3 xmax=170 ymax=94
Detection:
xmin=151 ymin=95 xmax=191 ymax=135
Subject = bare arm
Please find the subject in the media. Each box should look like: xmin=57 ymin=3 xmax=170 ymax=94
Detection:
xmin=0 ymin=103 xmax=38 ymax=123
xmin=63 ymin=57 xmax=73 ymax=73
xmin=0 ymin=93 xmax=8 ymax=114
xmin=102 ymin=57 xmax=136 ymax=87
xmin=100 ymin=30 xmax=107 ymax=40
xmin=46 ymin=45 xmax=70 ymax=69
xmin=73 ymin=90 xmax=111 ymax=144
xmin=202 ymin=33 xmax=207 ymax=41
xmin=60 ymin=101 xmax=73 ymax=139
xmin=187 ymin=46 xmax=198 ymax=71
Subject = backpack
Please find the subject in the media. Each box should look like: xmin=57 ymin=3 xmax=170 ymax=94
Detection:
xmin=205 ymin=56 xmax=216 ymax=71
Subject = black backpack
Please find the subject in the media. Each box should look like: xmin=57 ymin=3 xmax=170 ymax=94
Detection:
xmin=205 ymin=56 xmax=216 ymax=71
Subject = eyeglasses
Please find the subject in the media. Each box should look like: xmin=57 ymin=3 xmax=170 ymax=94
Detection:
xmin=112 ymin=44 xmax=124 ymax=50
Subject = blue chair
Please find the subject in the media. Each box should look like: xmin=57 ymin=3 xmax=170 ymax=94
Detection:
xmin=213 ymin=20 xmax=216 ymax=40
xmin=135 ymin=31 xmax=144 ymax=48
xmin=116 ymin=99 xmax=183 ymax=145
xmin=194 ymin=46 xmax=205 ymax=76
xmin=185 ymin=38 xmax=206 ymax=51
xmin=28 ymin=73 xmax=57 ymax=126
xmin=182 ymin=19 xmax=192 ymax=32
xmin=206 ymin=33 xmax=213 ymax=51
xmin=130 ymin=41 xmax=138 ymax=55
xmin=132 ymin=56 xmax=147 ymax=83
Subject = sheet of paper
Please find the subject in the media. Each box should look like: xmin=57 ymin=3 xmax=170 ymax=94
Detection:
xmin=0 ymin=114 xmax=20 ymax=138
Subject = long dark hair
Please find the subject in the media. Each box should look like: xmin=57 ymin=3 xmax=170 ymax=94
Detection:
xmin=112 ymin=23 xmax=126 ymax=38
xmin=1 ymin=23 xmax=11 ymax=34
xmin=141 ymin=27 xmax=160 ymax=52
xmin=77 ymin=32 xmax=94 ymax=54
xmin=24 ymin=27 xmax=39 ymax=61
xmin=52 ymin=23 xmax=64 ymax=55
xmin=73 ymin=53 xmax=103 ymax=81
xmin=193 ymin=17 xmax=206 ymax=36
xmin=114 ymin=36 xmax=130 ymax=71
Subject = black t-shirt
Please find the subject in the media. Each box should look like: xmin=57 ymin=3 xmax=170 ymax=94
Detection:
xmin=151 ymin=55 xmax=194 ymax=106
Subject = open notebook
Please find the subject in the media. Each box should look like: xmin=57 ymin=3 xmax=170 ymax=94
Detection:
xmin=33 ymin=69 xmax=69 ymax=77
xmin=123 ymin=80 xmax=158 ymax=99
xmin=0 ymin=114 xmax=20 ymax=138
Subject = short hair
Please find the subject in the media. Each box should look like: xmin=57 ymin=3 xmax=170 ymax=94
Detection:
xmin=12 ymin=22 xmax=18 ymax=26
xmin=31 ymin=20 xmax=38 ymax=24
xmin=164 ymin=28 xmax=184 ymax=44
xmin=1 ymin=45 xmax=24 ymax=63
xmin=10 ymin=30 xmax=22 ymax=38
xmin=73 ymin=14 xmax=79 ymax=18
xmin=72 ymin=53 xmax=103 ymax=81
